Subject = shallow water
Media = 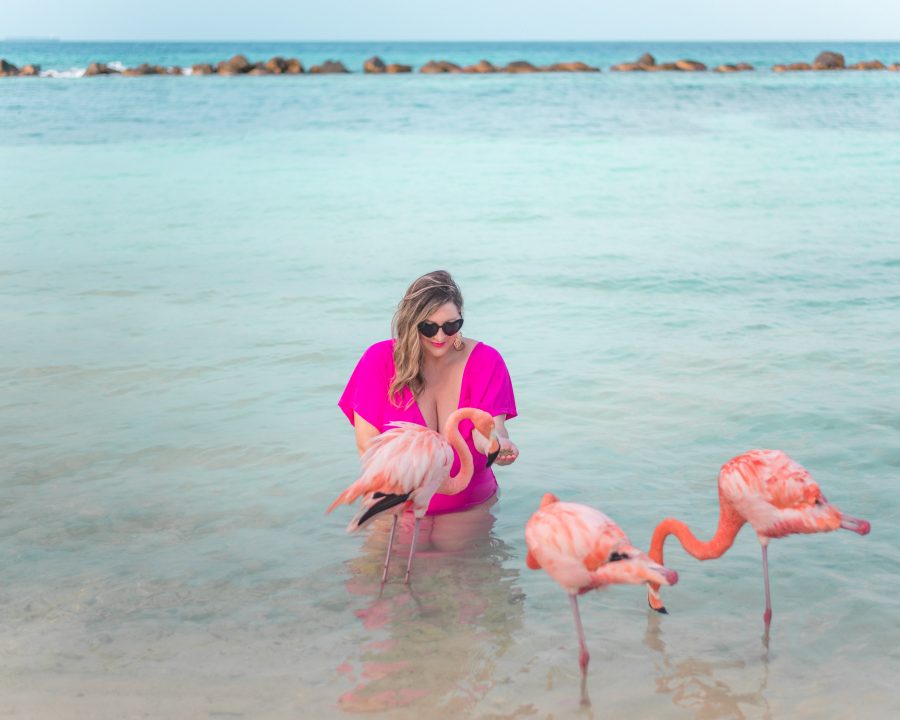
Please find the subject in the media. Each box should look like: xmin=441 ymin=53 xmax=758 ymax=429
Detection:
xmin=1 ymin=41 xmax=899 ymax=719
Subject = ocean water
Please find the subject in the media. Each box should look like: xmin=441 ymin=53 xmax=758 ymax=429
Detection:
xmin=1 ymin=41 xmax=899 ymax=719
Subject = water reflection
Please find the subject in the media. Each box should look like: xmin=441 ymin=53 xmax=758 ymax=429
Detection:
xmin=644 ymin=613 xmax=772 ymax=719
xmin=336 ymin=499 xmax=525 ymax=714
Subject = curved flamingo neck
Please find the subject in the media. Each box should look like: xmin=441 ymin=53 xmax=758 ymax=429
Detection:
xmin=439 ymin=408 xmax=480 ymax=494
xmin=650 ymin=495 xmax=745 ymax=566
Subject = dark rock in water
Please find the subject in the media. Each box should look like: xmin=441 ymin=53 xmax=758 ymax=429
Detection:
xmin=773 ymin=62 xmax=812 ymax=72
xmin=309 ymin=60 xmax=349 ymax=74
xmin=890 ymin=63 xmax=900 ymax=71
xmin=247 ymin=67 xmax=271 ymax=75
xmin=812 ymin=51 xmax=845 ymax=70
xmin=544 ymin=61 xmax=600 ymax=72
xmin=675 ymin=59 xmax=707 ymax=71
xmin=285 ymin=58 xmax=304 ymax=74
xmin=420 ymin=60 xmax=463 ymax=73
xmin=850 ymin=60 xmax=886 ymax=70
xmin=386 ymin=63 xmax=412 ymax=73
xmin=216 ymin=54 xmax=252 ymax=75
xmin=0 ymin=58 xmax=20 ymax=76
xmin=611 ymin=53 xmax=655 ymax=71
xmin=168 ymin=66 xmax=182 ymax=75
xmin=462 ymin=59 xmax=497 ymax=73
xmin=503 ymin=60 xmax=541 ymax=73
xmin=715 ymin=63 xmax=753 ymax=73
xmin=85 ymin=62 xmax=118 ymax=76
xmin=363 ymin=56 xmax=386 ymax=73
xmin=122 ymin=63 xmax=167 ymax=76
xmin=19 ymin=63 xmax=41 ymax=76
xmin=646 ymin=62 xmax=678 ymax=72
xmin=610 ymin=62 xmax=644 ymax=71
xmin=191 ymin=63 xmax=215 ymax=75
xmin=265 ymin=57 xmax=289 ymax=74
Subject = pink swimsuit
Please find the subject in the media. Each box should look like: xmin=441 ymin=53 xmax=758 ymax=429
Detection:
xmin=338 ymin=340 xmax=517 ymax=515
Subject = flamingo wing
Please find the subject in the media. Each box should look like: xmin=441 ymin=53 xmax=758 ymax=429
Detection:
xmin=525 ymin=501 xmax=624 ymax=593
xmin=720 ymin=449 xmax=843 ymax=537
xmin=327 ymin=422 xmax=453 ymax=514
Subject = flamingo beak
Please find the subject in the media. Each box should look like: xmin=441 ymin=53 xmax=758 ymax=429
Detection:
xmin=484 ymin=429 xmax=501 ymax=467
xmin=839 ymin=514 xmax=871 ymax=535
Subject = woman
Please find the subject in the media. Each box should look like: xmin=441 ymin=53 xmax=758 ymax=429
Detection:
xmin=338 ymin=270 xmax=518 ymax=517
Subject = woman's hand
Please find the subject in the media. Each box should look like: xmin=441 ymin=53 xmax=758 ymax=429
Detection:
xmin=494 ymin=437 xmax=519 ymax=466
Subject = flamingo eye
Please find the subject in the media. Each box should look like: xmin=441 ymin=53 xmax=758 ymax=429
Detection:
xmin=608 ymin=551 xmax=629 ymax=562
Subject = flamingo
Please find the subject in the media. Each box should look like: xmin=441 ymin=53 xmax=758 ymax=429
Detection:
xmin=525 ymin=493 xmax=678 ymax=703
xmin=647 ymin=449 xmax=871 ymax=627
xmin=327 ymin=407 xmax=500 ymax=584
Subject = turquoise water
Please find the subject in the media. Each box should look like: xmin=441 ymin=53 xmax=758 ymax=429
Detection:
xmin=1 ymin=41 xmax=899 ymax=718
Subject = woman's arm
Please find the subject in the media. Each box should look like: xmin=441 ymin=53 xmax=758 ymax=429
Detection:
xmin=353 ymin=412 xmax=380 ymax=456
xmin=492 ymin=414 xmax=519 ymax=466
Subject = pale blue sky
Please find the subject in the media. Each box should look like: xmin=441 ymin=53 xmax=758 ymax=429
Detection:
xmin=2 ymin=0 xmax=899 ymax=41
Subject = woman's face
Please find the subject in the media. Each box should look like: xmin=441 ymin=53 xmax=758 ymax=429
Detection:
xmin=419 ymin=302 xmax=463 ymax=360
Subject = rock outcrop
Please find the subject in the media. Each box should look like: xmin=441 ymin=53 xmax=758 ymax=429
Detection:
xmin=611 ymin=53 xmax=655 ymax=71
xmin=462 ymin=59 xmax=497 ymax=73
xmin=309 ymin=60 xmax=349 ymax=74
xmin=216 ymin=54 xmax=251 ymax=75
xmin=812 ymin=51 xmax=845 ymax=70
xmin=544 ymin=61 xmax=600 ymax=72
xmin=284 ymin=58 xmax=304 ymax=74
xmin=122 ymin=63 xmax=166 ymax=76
xmin=503 ymin=60 xmax=540 ymax=73
xmin=363 ymin=56 xmax=386 ymax=73
xmin=84 ymin=62 xmax=118 ymax=76
xmin=386 ymin=63 xmax=412 ymax=73
xmin=420 ymin=60 xmax=463 ymax=73
xmin=849 ymin=60 xmax=886 ymax=70
xmin=0 ymin=59 xmax=20 ymax=76
xmin=772 ymin=62 xmax=812 ymax=72
xmin=674 ymin=59 xmax=707 ymax=72
xmin=191 ymin=63 xmax=215 ymax=75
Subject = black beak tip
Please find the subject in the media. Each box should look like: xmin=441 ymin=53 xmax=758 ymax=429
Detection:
xmin=485 ymin=448 xmax=500 ymax=468
xmin=648 ymin=602 xmax=668 ymax=615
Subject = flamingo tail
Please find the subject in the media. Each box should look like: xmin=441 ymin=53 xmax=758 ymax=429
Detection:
xmin=355 ymin=492 xmax=412 ymax=528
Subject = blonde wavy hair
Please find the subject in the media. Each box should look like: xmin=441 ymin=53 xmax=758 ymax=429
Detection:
xmin=389 ymin=270 xmax=464 ymax=407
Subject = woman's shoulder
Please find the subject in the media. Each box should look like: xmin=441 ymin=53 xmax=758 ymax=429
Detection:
xmin=362 ymin=338 xmax=395 ymax=359
xmin=468 ymin=341 xmax=506 ymax=366
xmin=353 ymin=339 xmax=396 ymax=374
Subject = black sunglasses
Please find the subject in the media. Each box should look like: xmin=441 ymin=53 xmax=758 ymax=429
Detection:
xmin=417 ymin=318 xmax=464 ymax=338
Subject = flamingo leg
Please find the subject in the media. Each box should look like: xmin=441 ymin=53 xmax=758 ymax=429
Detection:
xmin=380 ymin=513 xmax=399 ymax=585
xmin=403 ymin=516 xmax=421 ymax=584
xmin=569 ymin=594 xmax=591 ymax=706
xmin=761 ymin=544 xmax=772 ymax=628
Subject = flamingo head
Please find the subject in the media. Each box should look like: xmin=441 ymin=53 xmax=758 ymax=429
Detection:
xmin=791 ymin=484 xmax=871 ymax=536
xmin=594 ymin=543 xmax=679 ymax=588
xmin=470 ymin=411 xmax=501 ymax=467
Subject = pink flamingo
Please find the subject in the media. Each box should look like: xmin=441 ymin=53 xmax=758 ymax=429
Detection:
xmin=647 ymin=449 xmax=871 ymax=627
xmin=327 ymin=407 xmax=500 ymax=584
xmin=525 ymin=493 xmax=678 ymax=703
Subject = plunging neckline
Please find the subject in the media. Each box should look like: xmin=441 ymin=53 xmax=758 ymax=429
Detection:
xmin=411 ymin=341 xmax=481 ymax=432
